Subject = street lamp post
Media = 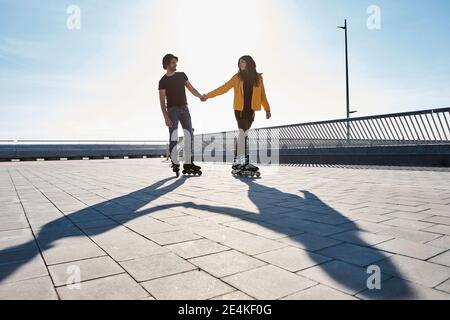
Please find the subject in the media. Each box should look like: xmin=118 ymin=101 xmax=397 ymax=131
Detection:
xmin=338 ymin=19 xmax=357 ymax=142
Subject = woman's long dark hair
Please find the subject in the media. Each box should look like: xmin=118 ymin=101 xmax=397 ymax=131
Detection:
xmin=237 ymin=55 xmax=261 ymax=87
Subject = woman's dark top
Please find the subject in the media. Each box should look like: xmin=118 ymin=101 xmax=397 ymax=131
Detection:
xmin=235 ymin=78 xmax=255 ymax=120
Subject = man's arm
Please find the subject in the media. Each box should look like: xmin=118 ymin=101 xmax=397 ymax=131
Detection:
xmin=185 ymin=80 xmax=203 ymax=99
xmin=159 ymin=89 xmax=172 ymax=128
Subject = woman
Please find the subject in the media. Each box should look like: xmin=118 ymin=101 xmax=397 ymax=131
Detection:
xmin=202 ymin=55 xmax=271 ymax=174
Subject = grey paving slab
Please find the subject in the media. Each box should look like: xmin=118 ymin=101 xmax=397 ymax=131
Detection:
xmin=255 ymin=246 xmax=331 ymax=272
xmin=377 ymin=226 xmax=442 ymax=243
xmin=195 ymin=227 xmax=254 ymax=243
xmin=0 ymin=276 xmax=58 ymax=300
xmin=385 ymin=211 xmax=434 ymax=221
xmin=222 ymin=235 xmax=288 ymax=256
xmin=73 ymin=218 xmax=119 ymax=230
xmin=123 ymin=218 xmax=182 ymax=235
xmin=166 ymin=239 xmax=229 ymax=259
xmin=297 ymin=260 xmax=389 ymax=296
xmin=426 ymin=236 xmax=450 ymax=249
xmin=48 ymin=256 xmax=124 ymax=287
xmin=223 ymin=265 xmax=317 ymax=300
xmin=277 ymin=233 xmax=342 ymax=251
xmin=142 ymin=270 xmax=234 ymax=300
xmin=182 ymin=220 xmax=224 ymax=233
xmin=210 ymin=291 xmax=255 ymax=300
xmin=330 ymin=230 xmax=394 ymax=247
xmin=145 ymin=229 xmax=203 ymax=245
xmin=38 ymin=237 xmax=106 ymax=266
xmin=429 ymin=250 xmax=450 ymax=267
xmin=0 ymin=245 xmax=41 ymax=265
xmin=341 ymin=220 xmax=393 ymax=234
xmin=374 ymin=238 xmax=447 ymax=260
xmin=189 ymin=250 xmax=266 ymax=278
xmin=282 ymin=284 xmax=358 ymax=300
xmin=436 ymin=279 xmax=450 ymax=294
xmin=92 ymin=231 xmax=168 ymax=261
xmin=57 ymin=274 xmax=149 ymax=300
xmin=160 ymin=215 xmax=204 ymax=226
xmin=376 ymin=255 xmax=450 ymax=288
xmin=357 ymin=277 xmax=450 ymax=300
xmin=0 ymin=255 xmax=48 ymax=285
xmin=384 ymin=218 xmax=436 ymax=230
xmin=350 ymin=213 xmax=394 ymax=223
xmin=424 ymin=224 xmax=450 ymax=235
xmin=423 ymin=216 xmax=450 ymax=226
xmin=120 ymin=252 xmax=197 ymax=282
xmin=318 ymin=243 xmax=392 ymax=267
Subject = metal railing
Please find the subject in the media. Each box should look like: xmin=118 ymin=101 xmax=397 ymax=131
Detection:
xmin=195 ymin=107 xmax=450 ymax=150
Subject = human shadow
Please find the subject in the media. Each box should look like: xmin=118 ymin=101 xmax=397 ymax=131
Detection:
xmin=173 ymin=178 xmax=413 ymax=299
xmin=1 ymin=175 xmax=412 ymax=298
xmin=0 ymin=176 xmax=188 ymax=283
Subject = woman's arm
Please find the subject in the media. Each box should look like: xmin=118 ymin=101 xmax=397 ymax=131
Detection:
xmin=206 ymin=75 xmax=236 ymax=99
xmin=260 ymin=75 xmax=271 ymax=113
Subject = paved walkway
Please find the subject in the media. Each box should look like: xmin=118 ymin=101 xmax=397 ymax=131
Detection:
xmin=0 ymin=159 xmax=449 ymax=300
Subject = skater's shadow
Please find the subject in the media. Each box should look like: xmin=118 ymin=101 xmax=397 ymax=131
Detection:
xmin=0 ymin=176 xmax=188 ymax=283
xmin=175 ymin=178 xmax=413 ymax=298
xmin=1 ymin=175 xmax=412 ymax=298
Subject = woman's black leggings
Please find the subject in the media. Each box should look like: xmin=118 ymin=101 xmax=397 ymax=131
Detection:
xmin=235 ymin=112 xmax=255 ymax=158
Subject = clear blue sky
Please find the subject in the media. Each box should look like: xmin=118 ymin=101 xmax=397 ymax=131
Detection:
xmin=1 ymin=0 xmax=449 ymax=140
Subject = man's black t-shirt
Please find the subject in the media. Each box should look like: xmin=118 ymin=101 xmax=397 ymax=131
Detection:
xmin=158 ymin=72 xmax=189 ymax=108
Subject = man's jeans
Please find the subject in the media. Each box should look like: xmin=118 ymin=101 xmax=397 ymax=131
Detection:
xmin=168 ymin=105 xmax=194 ymax=164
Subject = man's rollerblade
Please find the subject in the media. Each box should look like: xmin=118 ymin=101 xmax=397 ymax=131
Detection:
xmin=171 ymin=161 xmax=180 ymax=177
xmin=182 ymin=163 xmax=202 ymax=176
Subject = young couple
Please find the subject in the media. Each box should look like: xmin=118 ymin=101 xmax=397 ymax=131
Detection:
xmin=158 ymin=53 xmax=271 ymax=176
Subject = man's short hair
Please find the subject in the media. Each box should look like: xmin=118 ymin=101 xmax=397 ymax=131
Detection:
xmin=162 ymin=54 xmax=178 ymax=70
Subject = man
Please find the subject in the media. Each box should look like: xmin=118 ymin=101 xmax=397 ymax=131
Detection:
xmin=158 ymin=54 xmax=203 ymax=176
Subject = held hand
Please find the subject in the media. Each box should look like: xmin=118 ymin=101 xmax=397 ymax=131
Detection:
xmin=200 ymin=94 xmax=208 ymax=102
xmin=165 ymin=117 xmax=173 ymax=128
xmin=266 ymin=111 xmax=272 ymax=120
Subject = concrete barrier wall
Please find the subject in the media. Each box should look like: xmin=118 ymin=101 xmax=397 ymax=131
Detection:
xmin=0 ymin=144 xmax=168 ymax=161
xmin=1 ymin=143 xmax=449 ymax=167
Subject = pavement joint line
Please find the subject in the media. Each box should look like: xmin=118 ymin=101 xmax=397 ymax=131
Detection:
xmin=7 ymin=169 xmax=61 ymax=300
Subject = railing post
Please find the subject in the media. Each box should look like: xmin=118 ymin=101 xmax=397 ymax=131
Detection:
xmin=222 ymin=131 xmax=226 ymax=163
xmin=201 ymin=134 xmax=204 ymax=162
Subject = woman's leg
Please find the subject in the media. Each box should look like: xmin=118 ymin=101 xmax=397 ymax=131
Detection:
xmin=235 ymin=116 xmax=253 ymax=163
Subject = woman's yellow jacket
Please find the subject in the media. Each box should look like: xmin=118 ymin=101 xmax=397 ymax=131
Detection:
xmin=206 ymin=73 xmax=271 ymax=112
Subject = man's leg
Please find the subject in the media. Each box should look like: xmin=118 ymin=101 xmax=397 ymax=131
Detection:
xmin=179 ymin=107 xmax=194 ymax=164
xmin=168 ymin=108 xmax=180 ymax=165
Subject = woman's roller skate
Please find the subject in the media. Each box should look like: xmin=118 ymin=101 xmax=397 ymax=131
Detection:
xmin=182 ymin=163 xmax=202 ymax=176
xmin=232 ymin=155 xmax=260 ymax=178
